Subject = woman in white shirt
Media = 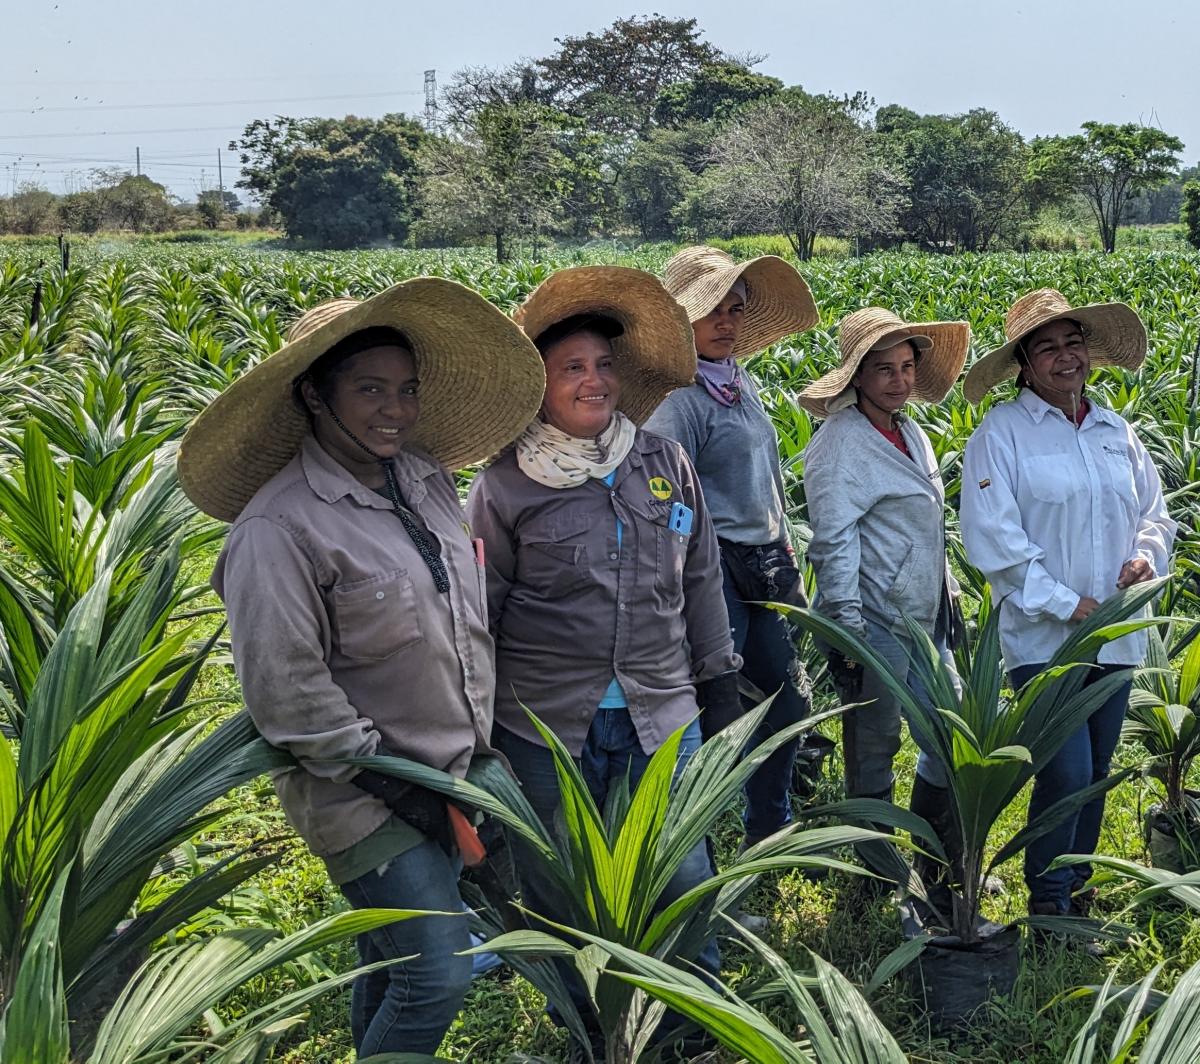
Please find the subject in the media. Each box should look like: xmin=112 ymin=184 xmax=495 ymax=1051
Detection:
xmin=960 ymin=288 xmax=1176 ymax=918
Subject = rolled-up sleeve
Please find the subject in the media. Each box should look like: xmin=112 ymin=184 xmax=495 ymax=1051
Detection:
xmin=1128 ymin=432 xmax=1177 ymax=576
xmin=674 ymin=448 xmax=740 ymax=679
xmin=219 ymin=517 xmax=380 ymax=781
xmin=961 ymin=429 xmax=1080 ymax=622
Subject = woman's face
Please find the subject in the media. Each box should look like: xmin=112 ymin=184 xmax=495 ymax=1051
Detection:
xmin=301 ymin=345 xmax=419 ymax=468
xmin=540 ymin=331 xmax=621 ymax=438
xmin=853 ymin=341 xmax=917 ymax=414
xmin=692 ymin=286 xmax=745 ymax=361
xmin=1020 ymin=318 xmax=1090 ymax=402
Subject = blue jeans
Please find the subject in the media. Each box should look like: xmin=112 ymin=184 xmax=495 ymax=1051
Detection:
xmin=848 ymin=620 xmax=954 ymax=796
xmin=721 ymin=562 xmax=810 ymax=838
xmin=338 ymin=837 xmax=472 ymax=1057
xmin=1010 ymin=662 xmax=1133 ymax=910
xmin=493 ymin=711 xmax=720 ymax=1013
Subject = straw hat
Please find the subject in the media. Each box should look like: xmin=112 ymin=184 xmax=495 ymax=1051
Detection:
xmin=178 ymin=278 xmax=545 ymax=522
xmin=798 ymin=307 xmax=970 ymax=418
xmin=662 ymin=245 xmax=819 ymax=357
xmin=513 ymin=265 xmax=697 ymax=425
xmin=962 ymin=288 xmax=1147 ymax=405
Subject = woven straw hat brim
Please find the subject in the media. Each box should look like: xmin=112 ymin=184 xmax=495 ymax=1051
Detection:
xmin=178 ymin=278 xmax=545 ymax=522
xmin=798 ymin=313 xmax=971 ymax=419
xmin=514 ymin=266 xmax=697 ymax=425
xmin=663 ymin=252 xmax=819 ymax=358
xmin=962 ymin=301 xmax=1147 ymax=405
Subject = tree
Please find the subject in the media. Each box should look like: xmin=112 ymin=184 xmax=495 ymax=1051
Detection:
xmin=618 ymin=123 xmax=711 ymax=239
xmin=878 ymin=107 xmax=1031 ymax=251
xmin=536 ymin=15 xmax=724 ymax=140
xmin=231 ymin=113 xmax=426 ymax=247
xmin=417 ymin=101 xmax=597 ymax=261
xmin=7 ymin=182 xmax=57 ymax=234
xmin=697 ymin=89 xmax=902 ymax=259
xmin=654 ymin=60 xmax=782 ymax=127
xmin=1030 ymin=122 xmax=1183 ymax=252
xmin=91 ymin=172 xmax=174 ymax=232
xmin=1182 ymin=180 xmax=1200 ymax=250
xmin=58 ymin=189 xmax=105 ymax=233
xmin=196 ymin=189 xmax=240 ymax=229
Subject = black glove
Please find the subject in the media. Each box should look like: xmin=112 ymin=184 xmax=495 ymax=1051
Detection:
xmin=353 ymin=768 xmax=455 ymax=856
xmin=949 ymin=596 xmax=968 ymax=651
xmin=757 ymin=543 xmax=809 ymax=608
xmin=827 ymin=649 xmax=863 ymax=702
xmin=697 ymin=671 xmax=745 ymax=742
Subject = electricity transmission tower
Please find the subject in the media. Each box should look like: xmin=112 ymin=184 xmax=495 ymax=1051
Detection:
xmin=424 ymin=70 xmax=439 ymax=132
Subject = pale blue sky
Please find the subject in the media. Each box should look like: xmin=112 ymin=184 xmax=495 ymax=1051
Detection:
xmin=1 ymin=0 xmax=1195 ymax=200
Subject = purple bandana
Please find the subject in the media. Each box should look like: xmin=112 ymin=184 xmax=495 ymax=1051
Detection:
xmin=696 ymin=357 xmax=742 ymax=407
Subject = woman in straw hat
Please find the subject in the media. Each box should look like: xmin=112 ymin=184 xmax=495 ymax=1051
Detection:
xmin=644 ymin=245 xmax=822 ymax=852
xmin=465 ymin=265 xmax=740 ymax=1045
xmin=177 ymin=279 xmax=545 ymax=1057
xmin=960 ymin=288 xmax=1176 ymax=919
xmin=799 ymin=308 xmax=972 ymax=895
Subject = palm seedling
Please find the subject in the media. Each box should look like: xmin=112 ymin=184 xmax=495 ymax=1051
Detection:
xmin=1125 ymin=625 xmax=1200 ymax=870
xmin=350 ymin=703 xmax=911 ymax=1064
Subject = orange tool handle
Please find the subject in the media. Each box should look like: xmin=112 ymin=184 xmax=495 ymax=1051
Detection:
xmin=447 ymin=803 xmax=487 ymax=868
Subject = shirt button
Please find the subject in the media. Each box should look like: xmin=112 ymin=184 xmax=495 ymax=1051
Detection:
xmin=375 ymin=591 xmax=385 ymax=600
xmin=609 ymin=490 xmax=616 ymax=498
xmin=610 ymin=552 xmax=618 ymax=560
xmin=619 ymin=603 xmax=626 ymax=610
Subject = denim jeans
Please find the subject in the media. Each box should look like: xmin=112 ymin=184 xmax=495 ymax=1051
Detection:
xmin=847 ymin=619 xmax=955 ymax=796
xmin=1010 ymin=662 xmax=1133 ymax=910
xmin=721 ymin=561 xmax=810 ymax=838
xmin=493 ymin=710 xmax=720 ymax=1016
xmin=338 ymin=836 xmax=473 ymax=1057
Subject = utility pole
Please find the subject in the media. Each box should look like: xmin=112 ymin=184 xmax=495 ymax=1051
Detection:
xmin=424 ymin=69 xmax=438 ymax=132
xmin=217 ymin=148 xmax=224 ymax=208
xmin=136 ymin=146 xmax=141 ymax=176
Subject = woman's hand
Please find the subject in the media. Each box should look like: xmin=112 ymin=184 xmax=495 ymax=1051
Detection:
xmin=1070 ymin=596 xmax=1101 ymax=621
xmin=1116 ymin=558 xmax=1154 ymax=589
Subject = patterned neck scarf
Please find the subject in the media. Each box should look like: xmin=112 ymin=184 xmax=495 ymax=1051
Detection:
xmin=696 ymin=356 xmax=742 ymax=407
xmin=515 ymin=412 xmax=637 ymax=489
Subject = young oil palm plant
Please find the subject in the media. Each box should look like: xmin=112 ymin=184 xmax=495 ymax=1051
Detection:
xmin=777 ymin=579 xmax=1165 ymax=946
xmin=350 ymin=703 xmax=906 ymax=1063
xmin=1126 ymin=625 xmax=1200 ymax=870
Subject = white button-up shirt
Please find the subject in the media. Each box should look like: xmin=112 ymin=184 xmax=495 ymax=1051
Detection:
xmin=961 ymin=388 xmax=1176 ymax=669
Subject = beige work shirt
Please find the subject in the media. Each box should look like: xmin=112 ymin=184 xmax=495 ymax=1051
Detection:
xmin=212 ymin=435 xmax=495 ymax=857
xmin=465 ymin=429 xmax=739 ymax=755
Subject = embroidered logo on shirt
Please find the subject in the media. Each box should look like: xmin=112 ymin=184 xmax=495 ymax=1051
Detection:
xmin=978 ymin=478 xmax=992 ymax=490
xmin=648 ymin=476 xmax=673 ymax=500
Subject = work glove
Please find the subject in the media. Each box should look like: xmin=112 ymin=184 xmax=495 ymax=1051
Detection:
xmin=826 ymin=649 xmax=863 ymax=702
xmin=758 ymin=543 xmax=809 ymax=608
xmin=697 ymin=671 xmax=745 ymax=742
xmin=352 ymin=767 xmax=456 ymax=856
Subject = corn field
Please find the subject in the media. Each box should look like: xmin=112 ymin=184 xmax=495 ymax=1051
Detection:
xmin=2 ymin=239 xmax=1200 ymax=1063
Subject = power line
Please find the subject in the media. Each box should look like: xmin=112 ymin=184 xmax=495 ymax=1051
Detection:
xmin=0 ymin=88 xmax=421 ymax=118
xmin=0 ymin=124 xmax=252 ymax=141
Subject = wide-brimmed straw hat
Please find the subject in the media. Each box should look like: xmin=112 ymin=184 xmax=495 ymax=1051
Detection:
xmin=662 ymin=245 xmax=819 ymax=358
xmin=962 ymin=288 xmax=1147 ymax=405
xmin=798 ymin=307 xmax=971 ymax=418
xmin=178 ymin=278 xmax=545 ymax=522
xmin=513 ymin=265 xmax=696 ymax=425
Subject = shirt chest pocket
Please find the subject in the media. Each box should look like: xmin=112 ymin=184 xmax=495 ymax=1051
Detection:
xmin=634 ymin=497 xmax=687 ymax=598
xmin=519 ymin=513 xmax=593 ymax=597
xmin=1019 ymin=452 xmax=1085 ymax=506
xmin=331 ymin=569 xmax=424 ymax=661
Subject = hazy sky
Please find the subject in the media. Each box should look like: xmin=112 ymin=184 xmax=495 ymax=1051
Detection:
xmin=2 ymin=0 xmax=1196 ymax=201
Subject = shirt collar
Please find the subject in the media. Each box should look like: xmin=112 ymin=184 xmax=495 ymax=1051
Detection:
xmin=300 ymin=434 xmax=439 ymax=508
xmin=1015 ymin=386 xmax=1118 ymax=428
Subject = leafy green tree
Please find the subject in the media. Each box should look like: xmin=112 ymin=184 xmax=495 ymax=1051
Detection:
xmin=878 ymin=106 xmax=1031 ymax=251
xmin=535 ymin=14 xmax=724 ymax=141
xmin=99 ymin=174 xmax=174 ymax=232
xmin=697 ymin=88 xmax=901 ymax=259
xmin=1030 ymin=122 xmax=1183 ymax=252
xmin=418 ymin=101 xmax=600 ymax=261
xmin=57 ymin=190 xmax=105 ymax=234
xmin=1182 ymin=179 xmax=1200 ymax=250
xmin=7 ymin=183 xmax=57 ymax=235
xmin=230 ymin=114 xmax=425 ymax=247
xmin=653 ymin=60 xmax=781 ymax=127
xmin=618 ymin=123 xmax=711 ymax=239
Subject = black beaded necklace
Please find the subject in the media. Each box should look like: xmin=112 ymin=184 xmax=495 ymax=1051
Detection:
xmin=319 ymin=399 xmax=450 ymax=594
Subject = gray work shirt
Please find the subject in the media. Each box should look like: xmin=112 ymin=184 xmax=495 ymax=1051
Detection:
xmin=465 ymin=429 xmax=740 ymax=756
xmin=643 ymin=373 xmax=787 ymax=545
xmin=212 ymin=435 xmax=495 ymax=857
